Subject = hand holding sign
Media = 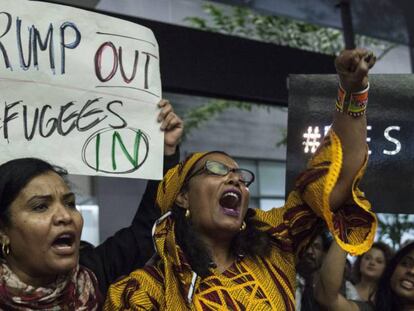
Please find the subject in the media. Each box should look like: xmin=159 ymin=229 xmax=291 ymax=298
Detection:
xmin=0 ymin=0 xmax=163 ymax=179
xmin=157 ymin=99 xmax=183 ymax=156
xmin=335 ymin=49 xmax=376 ymax=92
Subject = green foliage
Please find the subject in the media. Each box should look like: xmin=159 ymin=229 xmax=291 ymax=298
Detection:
xmin=184 ymin=3 xmax=395 ymax=59
xmin=182 ymin=3 xmax=395 ymax=144
xmin=182 ymin=5 xmax=413 ymax=249
xmin=377 ymin=214 xmax=414 ymax=251
xmin=182 ymin=99 xmax=252 ymax=139
xmin=276 ymin=127 xmax=288 ymax=147
xmin=182 ymin=99 xmax=288 ymax=148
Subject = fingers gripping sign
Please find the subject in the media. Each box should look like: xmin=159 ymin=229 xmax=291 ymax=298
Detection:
xmin=157 ymin=99 xmax=184 ymax=156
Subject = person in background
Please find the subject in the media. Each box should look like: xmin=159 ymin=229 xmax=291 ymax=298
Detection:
xmin=314 ymin=239 xmax=395 ymax=311
xmin=375 ymin=241 xmax=414 ymax=310
xmin=105 ymin=49 xmax=378 ymax=310
xmin=349 ymin=242 xmax=393 ymax=301
xmin=0 ymin=99 xmax=182 ymax=309
xmin=296 ymin=230 xmax=332 ymax=310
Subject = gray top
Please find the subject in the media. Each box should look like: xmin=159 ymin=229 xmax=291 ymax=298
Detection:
xmin=353 ymin=300 xmax=375 ymax=311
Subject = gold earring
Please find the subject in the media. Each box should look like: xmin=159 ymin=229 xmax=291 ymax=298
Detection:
xmin=240 ymin=221 xmax=246 ymax=231
xmin=1 ymin=243 xmax=10 ymax=256
xmin=185 ymin=209 xmax=190 ymax=219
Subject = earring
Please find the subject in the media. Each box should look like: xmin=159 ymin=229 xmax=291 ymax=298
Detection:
xmin=185 ymin=209 xmax=190 ymax=219
xmin=240 ymin=221 xmax=246 ymax=231
xmin=1 ymin=243 xmax=10 ymax=256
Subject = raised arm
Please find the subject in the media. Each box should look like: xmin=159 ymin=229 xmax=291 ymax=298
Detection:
xmin=329 ymin=49 xmax=375 ymax=211
xmin=306 ymin=52 xmax=378 ymax=307
xmin=79 ymin=99 xmax=183 ymax=296
xmin=314 ymin=240 xmax=360 ymax=311
xmin=128 ymin=99 xmax=183 ymax=266
xmin=159 ymin=99 xmax=184 ymax=157
xmin=287 ymin=49 xmax=377 ymax=258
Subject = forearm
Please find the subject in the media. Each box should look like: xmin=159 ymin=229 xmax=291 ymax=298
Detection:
xmin=131 ymin=148 xmax=179 ymax=229
xmin=314 ymin=240 xmax=348 ymax=306
xmin=330 ymin=110 xmax=367 ymax=210
xmin=329 ymin=49 xmax=373 ymax=211
xmin=297 ymin=50 xmax=376 ymax=259
xmin=164 ymin=144 xmax=177 ymax=156
xmin=80 ymin=149 xmax=180 ymax=294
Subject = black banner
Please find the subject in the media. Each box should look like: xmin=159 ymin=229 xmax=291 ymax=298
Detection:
xmin=287 ymin=74 xmax=414 ymax=214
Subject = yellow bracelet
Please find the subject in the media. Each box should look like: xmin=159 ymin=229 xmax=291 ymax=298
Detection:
xmin=336 ymin=83 xmax=369 ymax=117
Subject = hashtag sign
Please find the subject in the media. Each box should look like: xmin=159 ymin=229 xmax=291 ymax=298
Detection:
xmin=302 ymin=126 xmax=321 ymax=153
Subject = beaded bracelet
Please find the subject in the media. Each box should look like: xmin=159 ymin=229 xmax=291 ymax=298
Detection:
xmin=336 ymin=83 xmax=369 ymax=117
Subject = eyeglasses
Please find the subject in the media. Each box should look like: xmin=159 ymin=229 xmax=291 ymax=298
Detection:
xmin=186 ymin=160 xmax=255 ymax=187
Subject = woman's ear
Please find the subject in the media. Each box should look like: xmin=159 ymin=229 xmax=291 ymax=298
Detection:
xmin=175 ymin=191 xmax=189 ymax=209
xmin=0 ymin=229 xmax=10 ymax=246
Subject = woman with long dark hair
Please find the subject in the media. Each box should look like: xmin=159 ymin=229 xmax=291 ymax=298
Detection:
xmin=316 ymin=240 xmax=414 ymax=311
xmin=0 ymin=100 xmax=183 ymax=309
xmin=375 ymin=241 xmax=414 ymax=310
xmin=315 ymin=240 xmax=392 ymax=311
xmin=349 ymin=242 xmax=393 ymax=301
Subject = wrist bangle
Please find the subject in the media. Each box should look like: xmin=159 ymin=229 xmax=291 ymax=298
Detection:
xmin=336 ymin=83 xmax=369 ymax=117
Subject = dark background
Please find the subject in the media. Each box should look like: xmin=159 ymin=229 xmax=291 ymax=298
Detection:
xmin=287 ymin=74 xmax=414 ymax=214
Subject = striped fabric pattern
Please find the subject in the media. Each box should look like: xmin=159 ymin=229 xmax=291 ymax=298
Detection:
xmin=104 ymin=130 xmax=377 ymax=310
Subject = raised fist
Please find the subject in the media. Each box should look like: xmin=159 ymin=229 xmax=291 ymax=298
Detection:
xmin=335 ymin=49 xmax=376 ymax=93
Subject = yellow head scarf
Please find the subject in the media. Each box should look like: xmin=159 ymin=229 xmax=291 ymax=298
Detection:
xmin=156 ymin=152 xmax=208 ymax=215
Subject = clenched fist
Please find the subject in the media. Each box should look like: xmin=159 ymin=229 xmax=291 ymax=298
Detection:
xmin=335 ymin=49 xmax=376 ymax=93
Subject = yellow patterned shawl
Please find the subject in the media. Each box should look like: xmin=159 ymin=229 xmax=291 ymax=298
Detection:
xmin=105 ymin=130 xmax=377 ymax=310
xmin=156 ymin=151 xmax=210 ymax=215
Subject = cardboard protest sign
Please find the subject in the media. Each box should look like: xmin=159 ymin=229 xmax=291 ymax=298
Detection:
xmin=0 ymin=0 xmax=163 ymax=179
xmin=287 ymin=74 xmax=414 ymax=214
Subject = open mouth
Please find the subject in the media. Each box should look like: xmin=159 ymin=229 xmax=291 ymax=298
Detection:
xmin=219 ymin=189 xmax=242 ymax=217
xmin=52 ymin=233 xmax=76 ymax=252
xmin=401 ymin=279 xmax=414 ymax=290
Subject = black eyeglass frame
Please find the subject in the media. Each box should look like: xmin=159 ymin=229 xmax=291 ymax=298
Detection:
xmin=185 ymin=160 xmax=255 ymax=187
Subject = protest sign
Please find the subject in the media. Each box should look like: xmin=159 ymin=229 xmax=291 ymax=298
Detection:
xmin=0 ymin=0 xmax=163 ymax=179
xmin=287 ymin=74 xmax=414 ymax=214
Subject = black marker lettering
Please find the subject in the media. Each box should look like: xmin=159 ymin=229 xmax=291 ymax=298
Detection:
xmin=33 ymin=23 xmax=55 ymax=72
xmin=107 ymin=100 xmax=127 ymax=129
xmin=142 ymin=52 xmax=157 ymax=89
xmin=23 ymin=105 xmax=39 ymax=141
xmin=16 ymin=17 xmax=33 ymax=70
xmin=60 ymin=22 xmax=81 ymax=74
xmin=0 ymin=12 xmax=12 ymax=70
xmin=77 ymin=98 xmax=107 ymax=131
xmin=3 ymin=100 xmax=21 ymax=140
xmin=39 ymin=105 xmax=57 ymax=137
xmin=57 ymin=102 xmax=78 ymax=135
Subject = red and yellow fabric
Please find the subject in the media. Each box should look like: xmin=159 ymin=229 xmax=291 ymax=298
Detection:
xmin=104 ymin=130 xmax=377 ymax=311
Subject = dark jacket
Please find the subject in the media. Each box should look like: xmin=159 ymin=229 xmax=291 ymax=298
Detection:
xmin=79 ymin=150 xmax=179 ymax=297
